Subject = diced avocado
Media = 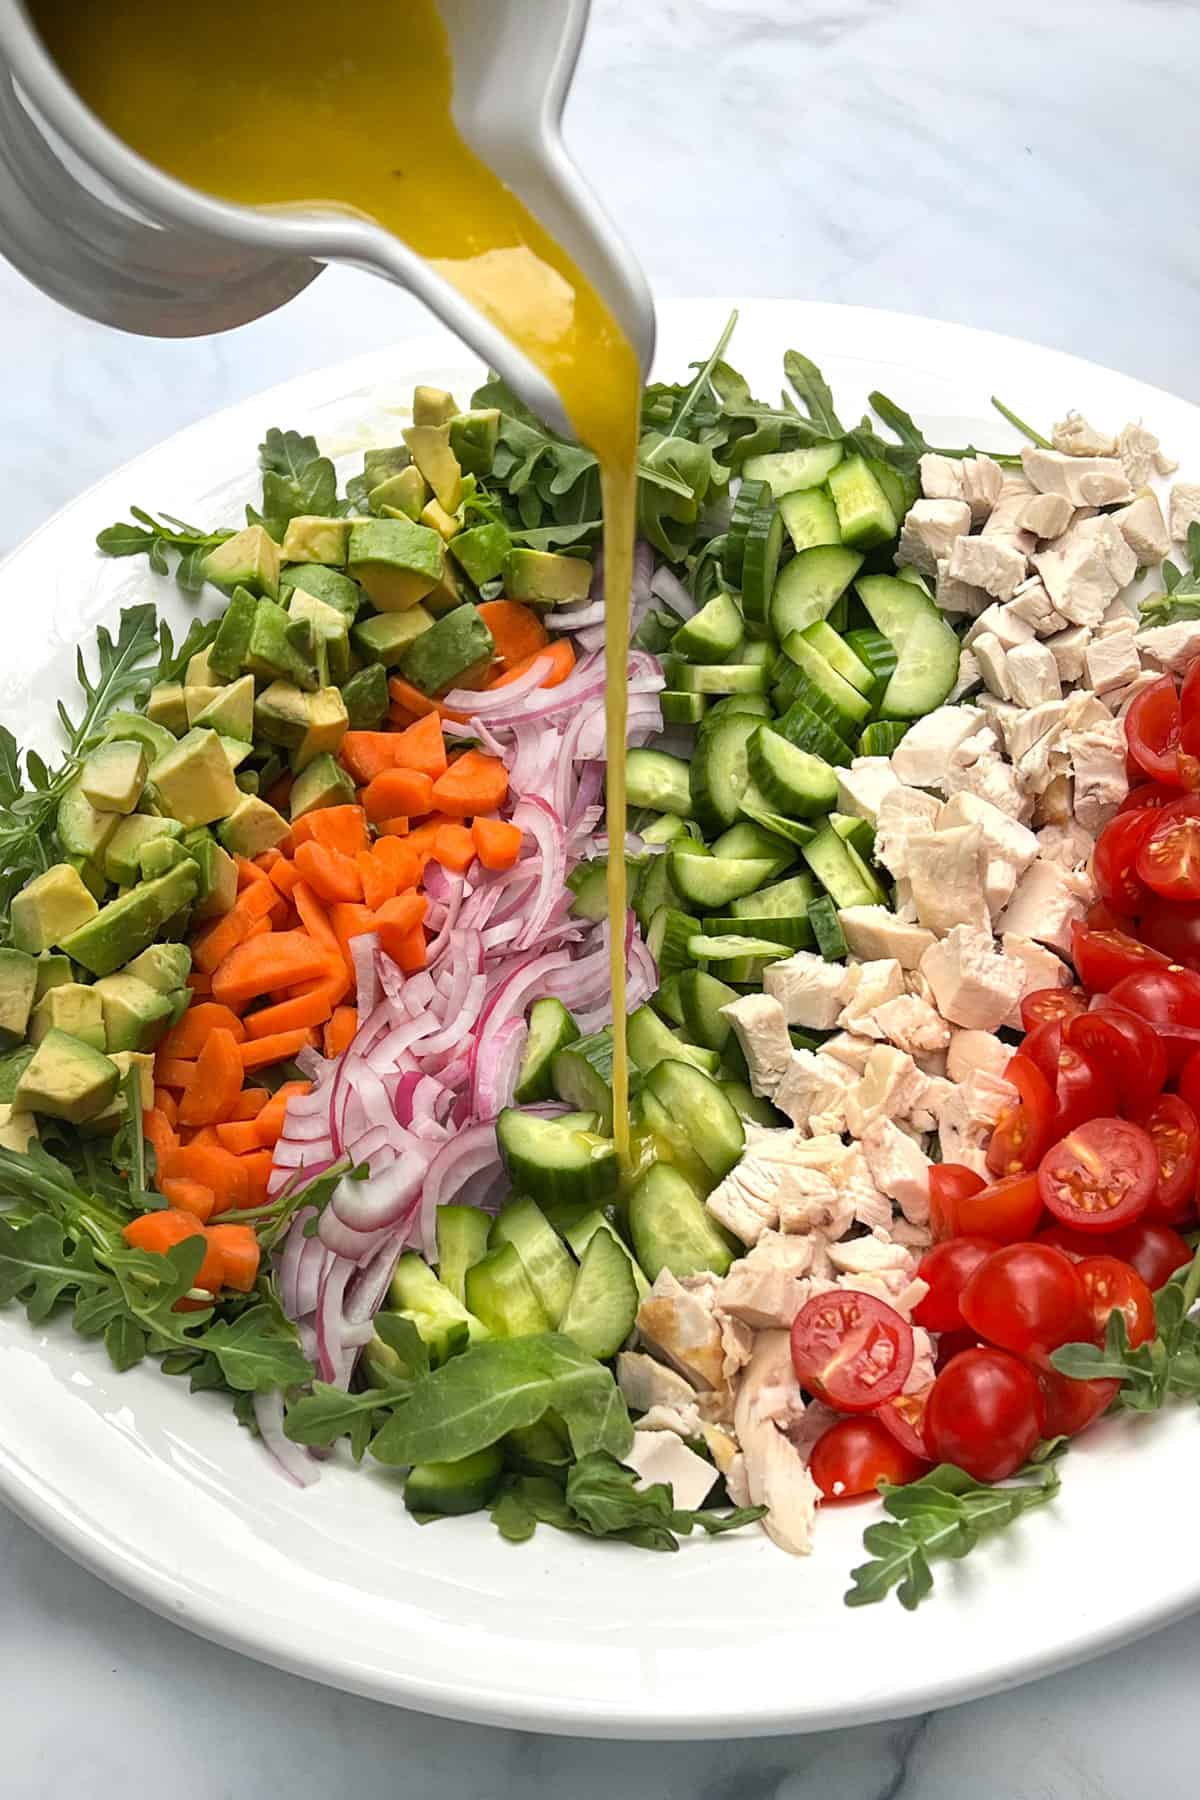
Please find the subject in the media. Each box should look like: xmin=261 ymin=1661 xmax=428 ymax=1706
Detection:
xmin=290 ymin=752 xmax=356 ymax=821
xmin=0 ymin=1046 xmax=34 ymax=1102
xmin=80 ymin=1049 xmax=156 ymax=1136
xmin=125 ymin=942 xmax=191 ymax=993
xmin=254 ymin=680 xmax=311 ymax=750
xmin=103 ymin=814 xmax=183 ymax=886
xmin=340 ymin=663 xmax=389 ymax=728
xmin=423 ymin=551 xmax=471 ymax=617
xmin=348 ymin=518 xmax=444 ymax=612
xmin=403 ymin=424 xmax=463 ymax=511
xmin=57 ymin=781 xmax=119 ymax=861
xmin=30 ymin=981 xmax=106 ymax=1051
xmin=450 ymin=522 xmax=510 ymax=586
xmin=370 ymin=467 xmax=427 ymax=520
xmin=34 ymin=954 xmax=72 ymax=1000
xmin=203 ymin=524 xmax=281 ymax=599
xmin=291 ymin=687 xmax=349 ymax=774
xmin=113 ymin=1049 xmax=155 ymax=1109
xmin=0 ymin=949 xmax=37 ymax=1045
xmin=217 ymin=795 xmax=291 ymax=858
xmin=504 ymin=547 xmax=591 ymax=605
xmin=138 ymin=837 xmax=191 ymax=881
xmin=449 ymin=409 xmax=501 ymax=478
xmin=208 ymin=585 xmax=259 ymax=680
xmin=351 ymin=606 xmax=434 ymax=667
xmin=80 ymin=740 xmax=147 ymax=816
xmin=182 ymin=831 xmax=237 ymax=920
xmin=420 ymin=498 xmax=461 ymax=542
xmin=280 ymin=515 xmax=352 ymax=565
xmin=288 ymin=592 xmax=351 ymax=685
xmin=147 ymin=682 xmax=188 ymax=735
xmin=93 ymin=972 xmax=175 ymax=1053
xmin=243 ymin=599 xmax=319 ymax=691
xmin=412 ymin=385 xmax=459 ymax=427
xmin=193 ymin=672 xmax=255 ymax=743
xmin=186 ymin=647 xmax=225 ymax=690
xmin=60 ymin=863 xmax=199 ymax=978
xmin=218 ymin=737 xmax=252 ymax=774
xmin=11 ymin=864 xmax=98 ymax=955
xmin=363 ymin=445 xmax=411 ymax=488
xmin=0 ymin=1101 xmax=37 ymax=1153
xmin=15 ymin=1027 xmax=119 ymax=1123
xmin=398 ymin=603 xmax=495 ymax=697
xmin=281 ymin=562 xmax=362 ymax=624
xmin=236 ymin=769 xmax=260 ymax=796
xmin=150 ymin=729 xmax=241 ymax=829
xmin=67 ymin=857 xmax=108 ymax=902
xmin=184 ymin=645 xmax=230 ymax=720
xmin=101 ymin=713 xmax=177 ymax=764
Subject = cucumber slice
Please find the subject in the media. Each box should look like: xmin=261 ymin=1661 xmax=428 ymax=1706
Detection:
xmin=405 ymin=1444 xmax=503 ymax=1518
xmin=779 ymin=633 xmax=872 ymax=735
xmin=737 ymin=637 xmax=775 ymax=669
xmin=743 ymin=441 xmax=844 ymax=498
xmin=775 ymin=701 xmax=853 ymax=767
xmin=697 ymin=694 xmax=773 ymax=738
xmin=740 ymin=502 xmax=785 ymax=623
xmin=843 ymin=626 xmax=899 ymax=689
xmin=677 ymin=968 xmax=738 ymax=1051
xmin=435 ymin=1204 xmax=492 ymax=1305
xmin=880 ymin=606 xmax=961 ymax=719
xmin=854 ymin=573 xmax=936 ymax=651
xmin=661 ymin=691 xmax=709 ymax=726
xmin=634 ymin=854 xmax=680 ymax=933
xmin=640 ymin=812 xmax=691 ymax=846
xmin=627 ymin=1004 xmax=720 ymax=1075
xmin=858 ymin=719 xmax=909 ymax=757
xmin=554 ymin=1112 xmax=603 ymax=1132
xmin=559 ymin=1227 xmax=639 ymax=1360
xmin=670 ymin=590 xmax=744 ymax=664
xmin=689 ymin=712 xmax=760 ymax=829
xmin=711 ymin=819 xmax=796 ymax=877
xmin=628 ymin=1163 xmax=735 ymax=1283
xmin=802 ymin=622 xmax=876 ymax=696
xmin=723 ymin=477 xmax=771 ymax=588
xmin=495 ymin=1109 xmax=619 ymax=1209
xmin=807 ymin=893 xmax=848 ymax=961
xmin=730 ymin=871 xmax=815 ymax=919
xmin=721 ymin=1080 xmax=785 ymax=1127
xmin=625 ymin=747 xmax=694 ymax=817
xmin=567 ymin=859 xmax=628 ymax=924
xmin=748 ymin=724 xmax=839 ymax=818
xmin=896 ymin=564 xmax=933 ymax=595
xmin=802 ymin=824 xmax=886 ymax=909
xmin=668 ymin=849 xmax=781 ymax=908
xmin=769 ymin=545 xmax=864 ymax=643
xmin=667 ymin=661 xmax=770 ymax=696
xmin=737 ymin=799 xmax=819 ymax=849
xmin=779 ymin=486 xmax=842 ymax=552
xmin=551 ymin=1029 xmax=619 ymax=1133
xmin=654 ymin=975 xmax=686 ymax=1026
xmin=560 ymin=1209 xmax=650 ymax=1303
xmin=489 ymin=1196 xmax=577 ymax=1326
xmin=830 ymin=812 xmax=876 ymax=859
xmin=700 ymin=915 xmax=811 ymax=949
xmin=464 ymin=1241 xmax=551 ymax=1338
xmin=867 ymin=456 xmax=919 ymax=521
xmin=827 ymin=455 xmax=898 ymax=549
xmin=687 ymin=932 xmax=791 ymax=965
xmin=514 ymin=997 xmax=580 ymax=1104
xmin=647 ymin=905 xmax=700 ymax=976
xmin=643 ymin=1059 xmax=746 ymax=1180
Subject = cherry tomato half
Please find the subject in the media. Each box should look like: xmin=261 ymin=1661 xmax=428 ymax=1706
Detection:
xmin=1069 ymin=922 xmax=1170 ymax=993
xmin=987 ymin=1053 xmax=1055 ymax=1176
xmin=1118 ymin=781 xmax=1185 ymax=814
xmin=1051 ymin=1042 xmax=1117 ymax=1138
xmin=1138 ymin=898 xmax=1200 ymax=971
xmin=808 ymin=1416 xmax=927 ymax=1500
xmin=913 ymin=1237 xmax=995 ymax=1333
xmin=1105 ymin=1220 xmax=1193 ymax=1289
xmin=1020 ymin=987 xmax=1087 ymax=1033
xmin=1138 ymin=1092 xmax=1200 ymax=1226
xmin=924 ymin=1348 xmax=1045 ymax=1483
xmin=1076 ymin=1255 xmax=1156 ymax=1348
xmin=928 ymin=1162 xmax=985 ymax=1241
xmin=1125 ymin=674 xmax=1183 ymax=786
xmin=1178 ymin=1047 xmax=1200 ymax=1116
xmin=1094 ymin=809 xmax=1157 ymax=914
xmin=1106 ymin=965 xmax=1200 ymax=1076
xmin=1038 ymin=1117 xmax=1158 ymax=1233
xmin=875 ymin=1387 xmax=932 ymax=1461
xmin=1065 ymin=1005 xmax=1168 ymax=1117
xmin=960 ymin=1243 xmax=1088 ymax=1355
xmin=1136 ymin=809 xmax=1200 ymax=901
xmin=956 ymin=1172 xmax=1045 ymax=1243
xmin=1034 ymin=1362 xmax=1120 ymax=1438
xmin=789 ymin=1289 xmax=914 ymax=1414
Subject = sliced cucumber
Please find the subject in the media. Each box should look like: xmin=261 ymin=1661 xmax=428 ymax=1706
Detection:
xmin=775 ymin=701 xmax=853 ymax=767
xmin=802 ymin=824 xmax=886 ymax=909
xmin=687 ymin=932 xmax=791 ymax=966
xmin=435 ymin=1204 xmax=492 ymax=1305
xmin=806 ymin=893 xmax=848 ymax=961
xmin=489 ymin=1196 xmax=577 ymax=1327
xmin=700 ymin=914 xmax=811 ymax=949
xmin=721 ymin=1080 xmax=785 ymax=1127
xmin=879 ymin=606 xmax=961 ymax=719
xmin=896 ymin=564 xmax=933 ymax=595
xmin=723 ymin=477 xmax=771 ymax=588
xmin=667 ymin=661 xmax=770 ymax=696
xmin=827 ymin=455 xmax=898 ymax=549
xmin=844 ymin=626 xmax=899 ymax=689
xmin=802 ymin=622 xmax=876 ymax=696
xmin=560 ymin=1208 xmax=650 ymax=1303
xmin=737 ymin=799 xmax=819 ymax=849
xmin=643 ymin=1059 xmax=746 ymax=1180
xmin=670 ymin=590 xmax=744 ymax=664
xmin=625 ymin=747 xmax=694 ymax=817
xmin=464 ymin=1241 xmax=551 ymax=1339
xmin=711 ymin=819 xmax=796 ymax=877
xmin=770 ymin=545 xmax=864 ymax=643
xmin=647 ymin=904 xmax=700 ymax=976
xmin=634 ymin=854 xmax=679 ymax=933
xmin=514 ymin=997 xmax=580 ymax=1104
xmin=629 ymin=1163 xmax=735 ymax=1282
xmin=737 ymin=637 xmax=775 ymax=669
xmin=405 ymin=1444 xmax=503 ymax=1518
xmin=668 ymin=849 xmax=781 ymax=908
xmin=697 ymin=693 xmax=773 ymax=738
xmin=748 ymin=725 xmax=839 ymax=818
xmin=495 ymin=1109 xmax=618 ymax=1209
xmin=867 ymin=455 xmax=919 ymax=522
xmin=654 ymin=974 xmax=686 ymax=1026
xmin=640 ymin=812 xmax=692 ymax=846
xmin=779 ymin=632 xmax=872 ymax=736
xmin=559 ymin=1227 xmax=639 ymax=1360
xmin=730 ymin=870 xmax=815 ymax=919
xmin=661 ymin=691 xmax=709 ymax=726
xmin=854 ymin=573 xmax=936 ymax=651
xmin=740 ymin=501 xmax=786 ymax=623
xmin=627 ymin=1004 xmax=720 ymax=1076
xmin=567 ymin=859 xmax=631 ymax=924
xmin=677 ymin=968 xmax=738 ymax=1051
xmin=551 ymin=1029 xmax=619 ymax=1133
xmin=689 ymin=712 xmax=761 ymax=829
xmin=779 ymin=486 xmax=842 ymax=552
xmin=830 ymin=812 xmax=876 ymax=859
xmin=858 ymin=719 xmax=909 ymax=758
xmin=742 ymin=441 xmax=843 ymax=497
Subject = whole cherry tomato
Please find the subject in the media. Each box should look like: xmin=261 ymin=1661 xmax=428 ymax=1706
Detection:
xmin=1138 ymin=898 xmax=1200 ymax=970
xmin=1075 ymin=1255 xmax=1156 ymax=1348
xmin=913 ymin=1237 xmax=995 ymax=1333
xmin=1106 ymin=966 xmax=1200 ymax=1075
xmin=808 ymin=1416 xmax=927 ymax=1500
xmin=960 ymin=1243 xmax=1088 ymax=1355
xmin=924 ymin=1348 xmax=1045 ymax=1482
xmin=1033 ymin=1362 xmax=1120 ymax=1438
xmin=1105 ymin=1220 xmax=1193 ymax=1288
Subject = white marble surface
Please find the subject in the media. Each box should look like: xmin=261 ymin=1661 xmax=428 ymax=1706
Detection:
xmin=3 ymin=0 xmax=1200 ymax=1791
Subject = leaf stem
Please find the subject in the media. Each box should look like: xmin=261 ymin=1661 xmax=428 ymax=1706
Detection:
xmin=990 ymin=396 xmax=1052 ymax=449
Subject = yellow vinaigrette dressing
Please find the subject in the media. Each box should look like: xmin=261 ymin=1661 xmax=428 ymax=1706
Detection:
xmin=32 ymin=0 xmax=640 ymax=1158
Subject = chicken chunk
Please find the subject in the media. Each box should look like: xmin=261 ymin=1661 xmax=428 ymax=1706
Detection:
xmin=890 ymin=705 xmax=988 ymax=789
xmin=1045 ymin=624 xmax=1091 ymax=684
xmin=1004 ymin=578 xmax=1067 ymax=636
xmin=1070 ymin=719 xmax=1128 ymax=831
xmin=934 ymin=1068 xmax=1018 ymax=1173
xmin=1018 ymin=493 xmax=1075 ymax=540
xmin=920 ymin=452 xmax=966 ymax=501
xmin=835 ymin=757 xmax=901 ymax=826
xmin=860 ymin=1116 xmax=931 ymax=1223
xmin=1084 ymin=626 xmax=1141 ymax=696
xmin=905 ymin=825 xmax=992 ymax=936
xmin=961 ymin=455 xmax=1005 ymax=522
xmin=898 ymin=498 xmax=972 ymax=578
xmin=837 ymin=959 xmax=906 ymax=1035
xmin=715 ymin=1231 xmax=815 ymax=1330
xmin=1005 ymin=641 xmax=1063 ymax=708
xmin=772 ymin=1050 xmax=856 ymax=1135
xmin=1169 ymin=483 xmax=1200 ymax=543
xmin=946 ymin=534 xmax=1028 ymax=601
xmin=1114 ymin=493 xmax=1170 ymax=564
xmin=1052 ymin=414 xmax=1117 ymax=458
xmin=868 ymin=994 xmax=951 ymax=1057
xmin=935 ymin=559 xmax=990 ymax=618
xmin=1022 ymin=447 xmax=1133 ymax=507
xmin=1138 ymin=620 xmax=1200 ymax=675
xmin=637 ymin=1269 xmax=729 ymax=1392
xmin=721 ymin=993 xmax=792 ymax=1098
xmin=1033 ymin=514 xmax=1137 ymax=627
xmin=836 ymin=904 xmax=936 ymax=969
xmin=622 ymin=1430 xmax=718 ymax=1513
xmin=947 ymin=1028 xmax=1012 ymax=1083
xmin=1119 ymin=422 xmax=1174 ymax=486
xmin=919 ymin=925 xmax=1027 ymax=1031
xmin=964 ymin=602 xmax=1036 ymax=652
xmin=762 ymin=950 xmax=850 ymax=1032
xmin=998 ymin=859 xmax=1087 ymax=955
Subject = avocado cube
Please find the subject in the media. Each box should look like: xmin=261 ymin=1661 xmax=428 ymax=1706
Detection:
xmin=351 ymin=606 xmax=434 ymax=667
xmin=202 ymin=524 xmax=281 ymax=599
xmin=412 ymin=385 xmax=459 ymax=427
xmin=217 ymin=795 xmax=291 ymax=859
xmin=15 ymin=1027 xmax=119 ymax=1123
xmin=362 ymin=445 xmax=410 ymax=487
xmin=193 ymin=672 xmax=255 ymax=743
xmin=504 ymin=548 xmax=591 ymax=605
xmin=181 ymin=831 xmax=238 ymax=920
xmin=449 ymin=408 xmax=501 ymax=478
xmin=340 ymin=663 xmax=390 ymax=728
xmin=420 ymin=498 xmax=461 ymax=543
xmin=102 ymin=712 xmax=177 ymax=765
xmin=138 ymin=837 xmax=191 ymax=882
xmin=450 ymin=522 xmax=510 ymax=586
xmin=11 ymin=864 xmax=99 ymax=955
xmin=184 ymin=646 xmax=229 ymax=720
xmin=218 ymin=735 xmax=253 ymax=772
xmin=280 ymin=514 xmax=353 ymax=566
xmin=146 ymin=681 xmax=188 ymax=735
xmin=402 ymin=424 xmax=463 ymax=511
xmin=423 ymin=553 xmax=472 ymax=618
xmin=208 ymin=585 xmax=259 ymax=680
xmin=398 ymin=602 xmax=495 ymax=698
xmin=93 ymin=972 xmax=175 ymax=1054
xmin=288 ymin=592 xmax=351 ymax=685
xmin=0 ymin=949 xmax=37 ymax=1045
xmin=186 ymin=647 xmax=224 ymax=689
xmin=280 ymin=563 xmax=362 ymax=624
xmin=80 ymin=739 xmax=147 ymax=816
xmin=30 ymin=981 xmax=106 ymax=1051
xmin=348 ymin=518 xmax=443 ymax=613
xmin=103 ymin=814 xmax=183 ymax=886
xmin=244 ymin=598 xmax=319 ymax=690
xmin=79 ymin=1049 xmax=156 ymax=1137
xmin=57 ymin=781 xmax=120 ymax=862
xmin=125 ymin=943 xmax=191 ymax=993
xmin=290 ymin=752 xmax=356 ymax=821
xmin=34 ymin=954 xmax=72 ymax=1000
xmin=67 ymin=856 xmax=108 ymax=902
xmin=60 ymin=863 xmax=200 ymax=978
xmin=254 ymin=680 xmax=311 ymax=750
xmin=291 ymin=687 xmax=349 ymax=773
xmin=0 ymin=1101 xmax=37 ymax=1153
xmin=370 ymin=467 xmax=427 ymax=520
xmin=150 ymin=729 xmax=241 ymax=830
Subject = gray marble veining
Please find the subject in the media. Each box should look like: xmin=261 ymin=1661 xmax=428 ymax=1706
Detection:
xmin=3 ymin=0 xmax=1200 ymax=1792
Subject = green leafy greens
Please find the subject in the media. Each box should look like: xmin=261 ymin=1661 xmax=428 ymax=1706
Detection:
xmin=1140 ymin=522 xmax=1200 ymax=629
xmin=250 ymin=427 xmax=338 ymax=539
xmin=490 ymin=1451 xmax=765 ymax=1552
xmin=1051 ymin=1244 xmax=1200 ymax=1409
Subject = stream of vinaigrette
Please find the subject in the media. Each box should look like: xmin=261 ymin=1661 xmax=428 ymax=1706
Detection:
xmin=31 ymin=0 xmax=640 ymax=1159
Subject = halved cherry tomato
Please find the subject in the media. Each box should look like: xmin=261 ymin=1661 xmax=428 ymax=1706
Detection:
xmin=1136 ymin=809 xmax=1200 ymax=901
xmin=1138 ymin=898 xmax=1200 ymax=970
xmin=956 ymin=1172 xmax=1045 ymax=1243
xmin=928 ymin=1162 xmax=986 ymax=1241
xmin=1065 ymin=1005 xmax=1168 ymax=1117
xmin=1076 ymin=1255 xmax=1156 ymax=1348
xmin=808 ymin=1416 xmax=927 ymax=1500
xmin=1052 ymin=1042 xmax=1117 ymax=1138
xmin=1125 ymin=674 xmax=1183 ymax=785
xmin=875 ymin=1386 xmax=932 ymax=1461
xmin=1108 ymin=966 xmax=1200 ymax=1074
xmin=1038 ymin=1117 xmax=1158 ymax=1233
xmin=1086 ymin=901 xmax=1122 ymax=931
xmin=1094 ymin=809 xmax=1157 ymax=914
xmin=1178 ymin=1047 xmax=1200 ymax=1115
xmin=1021 ymin=1017 xmax=1063 ymax=1087
xmin=1181 ymin=656 xmax=1200 ymax=723
xmin=1034 ymin=1222 xmax=1096 ymax=1261
xmin=1118 ymin=781 xmax=1185 ymax=814
xmin=1033 ymin=1362 xmax=1120 ymax=1437
xmin=960 ymin=1243 xmax=1088 ymax=1355
xmin=1105 ymin=1220 xmax=1193 ymax=1288
xmin=987 ymin=1053 xmax=1055 ymax=1176
xmin=1070 ymin=921 xmax=1170 ymax=993
xmin=912 ymin=1237 xmax=995 ymax=1333
xmin=789 ymin=1289 xmax=914 ymax=1413
xmin=1138 ymin=1092 xmax=1200 ymax=1225
xmin=1020 ymin=987 xmax=1087 ymax=1032
xmin=924 ymin=1348 xmax=1045 ymax=1483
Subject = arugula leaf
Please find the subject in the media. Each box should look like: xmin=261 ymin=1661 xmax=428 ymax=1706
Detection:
xmin=1140 ymin=524 xmax=1200 ymax=629
xmin=372 ymin=1309 xmax=430 ymax=1377
xmin=1052 ymin=1243 xmax=1200 ymax=1408
xmin=990 ymin=396 xmax=1053 ymax=449
xmin=96 ymin=509 xmax=233 ymax=586
xmin=488 ymin=1453 xmax=764 ymax=1552
xmin=251 ymin=427 xmax=337 ymax=540
xmin=200 ymin=1303 xmax=313 ymax=1394
xmin=0 ymin=1213 xmax=112 ymax=1321
xmin=783 ymin=350 xmax=845 ymax=440
xmin=285 ymin=1381 xmax=408 ymax=1462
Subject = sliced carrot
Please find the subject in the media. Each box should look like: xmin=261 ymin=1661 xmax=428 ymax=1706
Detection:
xmin=254 ymin=848 xmax=283 ymax=874
xmin=241 ymin=1149 xmax=274 ymax=1209
xmin=186 ymin=972 xmax=212 ymax=998
xmin=123 ymin=1207 xmax=205 ymax=1252
xmin=323 ymin=1005 xmax=359 ymax=1058
xmin=489 ymin=637 xmax=575 ymax=690
xmin=231 ymin=1087 xmax=270 ymax=1120
xmin=161 ymin=1001 xmax=248 ymax=1059
xmin=178 ymin=1028 xmax=245 ymax=1128
xmin=160 ymin=1143 xmax=251 ymax=1214
xmin=215 ymin=1120 xmax=265 ymax=1155
xmin=383 ymin=678 xmax=440 ymax=723
xmin=472 ymin=816 xmax=523 ymax=871
xmin=329 ymin=902 xmax=379 ymax=964
xmin=362 ymin=767 xmax=435 ymax=823
xmin=404 ymin=815 xmax=457 ymax=856
xmin=158 ymin=1175 xmax=217 ymax=1222
xmin=143 ymin=1105 xmax=179 ymax=1165
xmin=340 ymin=730 xmax=407 ymax=785
xmin=357 ymin=849 xmax=396 ymax=912
xmin=239 ymin=1026 xmax=319 ymax=1071
xmin=205 ymin=1223 xmax=261 ymax=1293
xmin=393 ymin=925 xmax=428 ymax=972
xmin=478 ymin=600 xmax=548 ymax=669
xmin=236 ymin=854 xmax=271 ymax=890
xmin=269 ymin=858 xmax=302 ymax=898
xmin=291 ymin=804 xmax=370 ymax=857
xmin=374 ymin=815 xmax=411 ymax=839
xmin=185 ymin=1126 xmax=221 ymax=1149
xmin=373 ymin=837 xmax=422 ymax=890
xmin=292 ymin=880 xmax=347 ymax=976
xmin=243 ymin=979 xmax=339 ymax=1040
xmin=211 ymin=931 xmax=333 ymax=1010
xmin=294 ymin=839 xmax=364 ymax=905
xmin=432 ymin=821 xmax=477 ymax=873
xmin=152 ymin=1087 xmax=180 ymax=1128
xmin=154 ymin=1056 xmax=199 ymax=1092
xmin=191 ymin=907 xmax=254 ymax=976
xmin=253 ymin=1081 xmax=311 ymax=1149
xmin=374 ymin=892 xmax=428 ymax=962
xmin=431 ymin=750 xmax=508 ymax=819
xmin=238 ymin=879 xmax=280 ymax=923
xmin=388 ymin=710 xmax=449 ymax=779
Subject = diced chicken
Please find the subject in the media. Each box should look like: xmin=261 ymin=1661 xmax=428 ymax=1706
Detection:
xmin=1064 ymin=689 xmax=1112 ymax=732
xmin=946 ymin=534 xmax=1028 ymax=601
xmin=1169 ymin=483 xmax=1200 ymax=543
xmin=1005 ymin=641 xmax=1063 ymax=708
xmin=1052 ymin=413 xmax=1117 ymax=458
xmin=826 ymin=1236 xmax=914 ymax=1280
xmin=1070 ymin=719 xmax=1128 ymax=831
xmin=835 ymin=756 xmax=901 ymax=826
xmin=703 ymin=1151 xmax=781 ymax=1246
xmin=919 ymin=925 xmax=1028 ymax=1030
xmin=1004 ymin=578 xmax=1067 ymax=636
xmin=981 ymin=475 xmax=1037 ymax=548
xmin=839 ymin=1145 xmax=893 ymax=1232
xmin=943 ymin=747 xmax=1030 ymax=820
xmin=819 ymin=1029 xmax=875 ymax=1074
xmin=1001 ymin=698 xmax=1067 ymax=766
xmin=997 ymin=860 xmax=1086 ymax=956
xmin=937 ymin=792 xmax=1038 ymax=887
xmin=844 ymin=1046 xmax=931 ymax=1137
xmin=721 ymin=993 xmax=792 ymax=1098
xmin=637 ymin=1269 xmax=730 ymax=1392
xmin=906 ymin=1327 xmax=937 ymax=1395
xmin=833 ymin=906 xmax=933 ymax=971
xmin=904 ymin=826 xmax=991 ymax=936
xmin=716 ymin=1230 xmax=816 ymax=1330
xmin=1119 ymin=422 xmax=1174 ymax=485
xmin=1114 ymin=493 xmax=1170 ymax=564
xmin=947 ymin=1028 xmax=1012 ymax=1083
xmin=890 ymin=705 xmax=987 ymax=789
xmin=920 ymin=452 xmax=966 ymax=502
xmin=622 ymin=1429 xmax=718 ymax=1513
xmin=873 ymin=785 xmax=942 ymax=877
xmin=1112 ymin=670 xmax=1166 ymax=714
xmin=934 ymin=1069 xmax=1018 ymax=1174
xmin=898 ymin=498 xmax=972 ymax=578
xmin=973 ymin=632 xmax=1011 ymax=699
xmin=1138 ymin=621 xmax=1200 ymax=675
xmin=1037 ymin=820 xmax=1094 ymax=871
xmin=837 ymin=959 xmax=906 ymax=1035
xmin=1034 ymin=514 xmax=1137 ymax=627
xmin=868 ymin=993 xmax=951 ymax=1057
xmin=735 ymin=1327 xmax=807 ymax=1436
xmin=860 ymin=1116 xmax=931 ymax=1223
xmin=1022 ymin=447 xmax=1133 ymax=507
xmin=948 ymin=648 xmax=982 ymax=704
xmin=961 ymin=455 xmax=1006 ymax=522
xmin=763 ymin=950 xmax=850 ymax=1031
xmin=964 ymin=602 xmax=1036 ymax=651
xmin=1018 ymin=492 xmax=1074 ymax=540
xmin=935 ymin=559 xmax=990 ymax=617
xmin=617 ymin=1351 xmax=701 ymax=1419
xmin=700 ymin=1422 xmax=739 ymax=1477
xmin=734 ymin=1345 xmax=821 ymax=1555
xmin=1045 ymin=624 xmax=1091 ymax=683
xmin=1002 ymin=931 xmax=1070 ymax=1015
xmin=772 ymin=1050 xmax=856 ymax=1135
xmin=1084 ymin=626 xmax=1141 ymax=696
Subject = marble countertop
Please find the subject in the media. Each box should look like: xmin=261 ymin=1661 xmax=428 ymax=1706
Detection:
xmin=3 ymin=0 xmax=1200 ymax=1791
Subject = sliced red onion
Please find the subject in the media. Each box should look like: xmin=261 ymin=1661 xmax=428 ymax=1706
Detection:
xmin=293 ymin=1231 xmax=331 ymax=1320
xmin=545 ymin=597 xmax=607 ymax=631
xmin=651 ymin=562 xmax=697 ymax=620
xmin=442 ymin=654 xmax=552 ymax=714
xmin=331 ymin=1152 xmax=425 ymax=1232
xmin=316 ymin=1258 xmax=355 ymax=1383
xmin=351 ymin=932 xmax=381 ymax=1018
xmin=345 ymin=1228 xmax=410 ymax=1325
xmin=510 ymin=797 xmax=568 ymax=951
xmin=473 ymin=1016 xmax=527 ymax=1120
xmin=253 ymin=1391 xmax=319 ymax=1488
xmin=416 ymin=1124 xmax=505 ymax=1258
xmin=294 ymin=1046 xmax=326 ymax=1080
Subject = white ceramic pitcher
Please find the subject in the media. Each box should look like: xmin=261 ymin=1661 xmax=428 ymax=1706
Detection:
xmin=0 ymin=0 xmax=655 ymax=435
